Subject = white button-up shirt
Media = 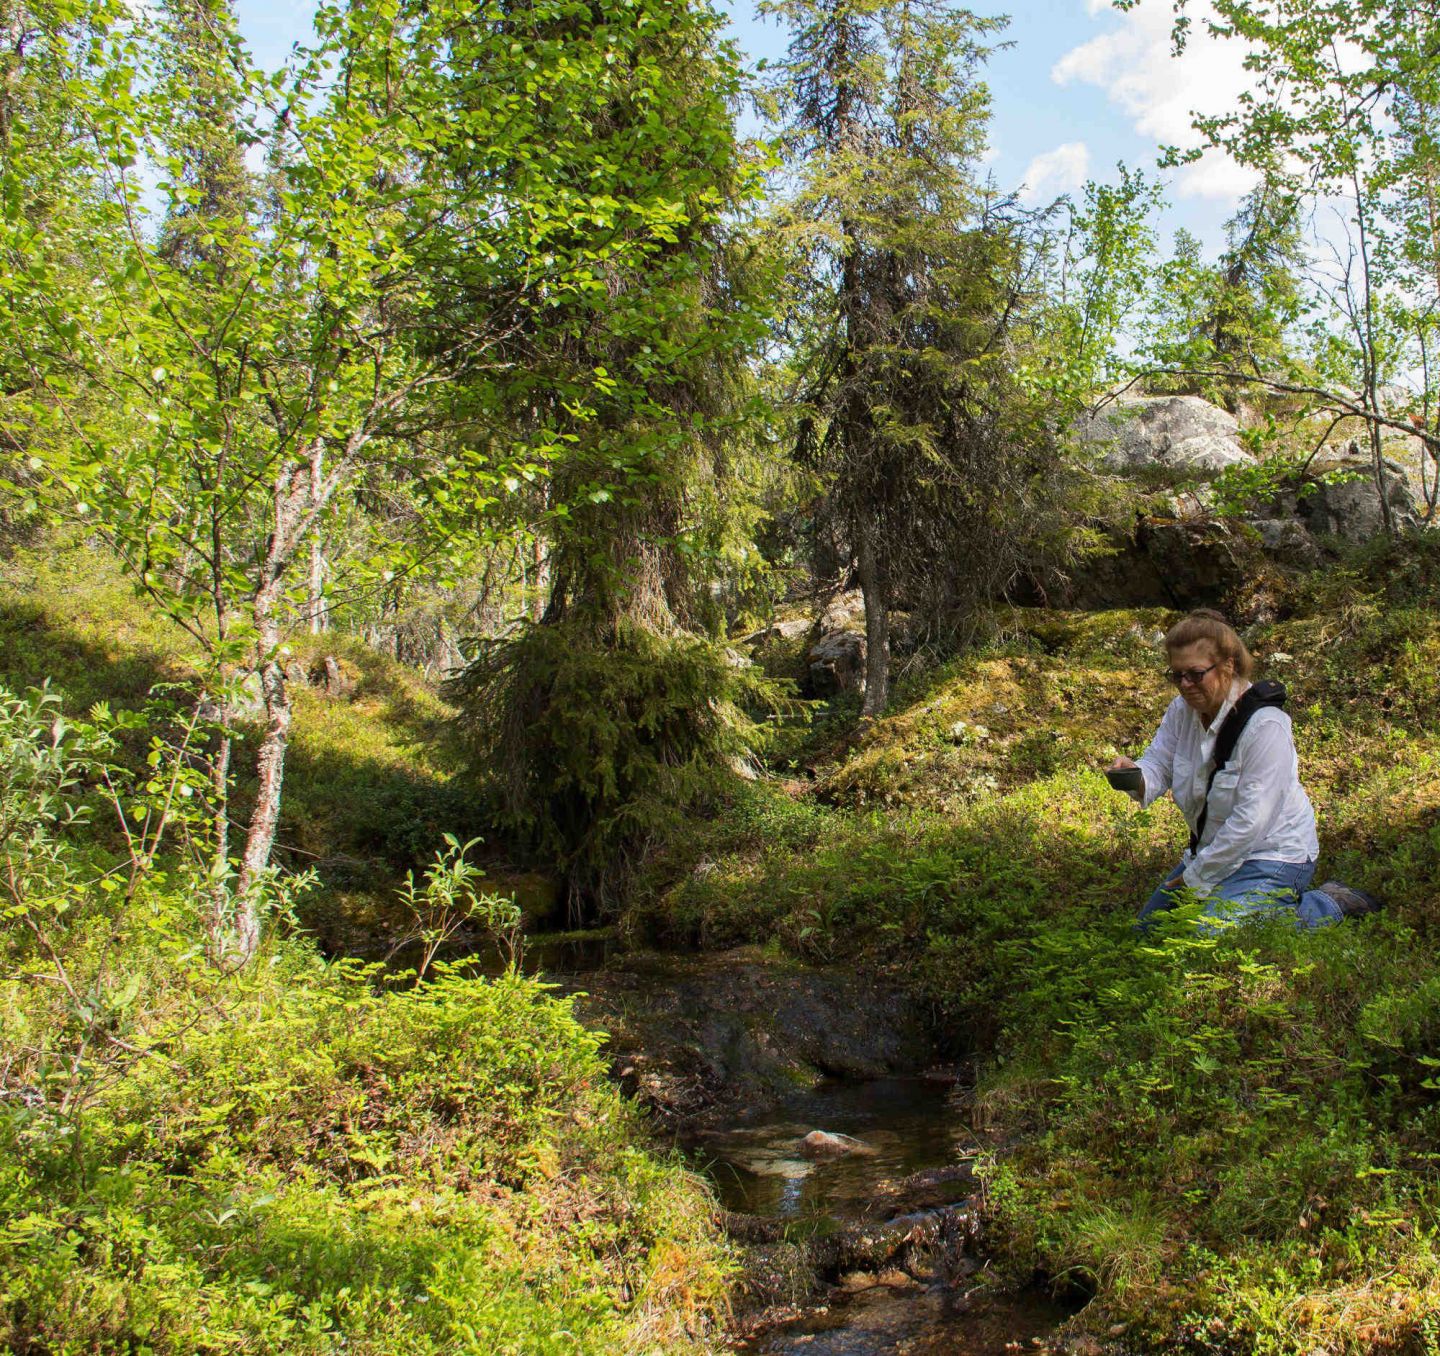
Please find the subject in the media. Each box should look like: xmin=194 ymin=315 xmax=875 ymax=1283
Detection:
xmin=1136 ymin=681 xmax=1320 ymax=895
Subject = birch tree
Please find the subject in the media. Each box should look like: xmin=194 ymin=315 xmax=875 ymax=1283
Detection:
xmin=4 ymin=0 xmax=743 ymax=959
xmin=1126 ymin=0 xmax=1440 ymax=526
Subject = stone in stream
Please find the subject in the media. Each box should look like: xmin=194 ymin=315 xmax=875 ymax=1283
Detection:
xmin=799 ymin=1129 xmax=876 ymax=1159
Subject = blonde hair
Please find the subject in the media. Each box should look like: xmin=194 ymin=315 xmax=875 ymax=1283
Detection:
xmin=1164 ymin=608 xmax=1253 ymax=680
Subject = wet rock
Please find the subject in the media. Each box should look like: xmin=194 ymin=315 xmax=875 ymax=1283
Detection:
xmin=875 ymin=1267 xmax=918 ymax=1289
xmin=799 ymin=1130 xmax=875 ymax=1159
xmin=569 ymin=947 xmax=935 ymax=1129
xmin=866 ymin=1163 xmax=977 ymax=1218
xmin=808 ymin=1202 xmax=979 ymax=1279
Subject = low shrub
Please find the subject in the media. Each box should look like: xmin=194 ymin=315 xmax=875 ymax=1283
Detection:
xmin=0 ymin=684 xmax=732 ymax=1355
xmin=652 ymin=559 xmax=1440 ymax=1350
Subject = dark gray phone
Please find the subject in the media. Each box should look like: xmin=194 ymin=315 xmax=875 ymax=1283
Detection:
xmin=1105 ymin=766 xmax=1144 ymax=793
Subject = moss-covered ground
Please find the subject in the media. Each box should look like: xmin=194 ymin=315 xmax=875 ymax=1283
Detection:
xmin=6 ymin=533 xmax=1440 ymax=1352
xmin=0 ymin=540 xmax=518 ymax=950
xmin=0 ymin=541 xmax=731 ymax=1354
xmin=643 ymin=536 xmax=1440 ymax=1351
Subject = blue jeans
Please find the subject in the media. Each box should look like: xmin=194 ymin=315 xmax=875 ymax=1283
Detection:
xmin=1137 ymin=858 xmax=1343 ymax=932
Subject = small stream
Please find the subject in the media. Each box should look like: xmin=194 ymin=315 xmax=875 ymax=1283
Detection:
xmin=688 ymin=1077 xmax=969 ymax=1224
xmin=685 ymin=1077 xmax=1077 ymax=1355
xmin=744 ymin=1285 xmax=1076 ymax=1356
xmin=471 ymin=936 xmax=1081 ymax=1353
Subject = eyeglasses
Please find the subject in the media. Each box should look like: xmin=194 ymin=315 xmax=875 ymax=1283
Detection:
xmin=1165 ymin=663 xmax=1218 ymax=687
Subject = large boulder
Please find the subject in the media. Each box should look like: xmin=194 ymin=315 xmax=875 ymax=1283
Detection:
xmin=808 ymin=628 xmax=867 ymax=697
xmin=1276 ymin=450 xmax=1420 ymax=544
xmin=805 ymin=590 xmax=867 ymax=697
xmin=1048 ymin=397 xmax=1427 ymax=615
xmin=1078 ymin=395 xmax=1255 ymax=481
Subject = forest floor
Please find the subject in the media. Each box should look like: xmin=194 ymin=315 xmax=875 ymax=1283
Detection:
xmin=643 ymin=535 xmax=1440 ymax=1351
xmin=0 ymin=541 xmax=731 ymax=1355
xmin=3 ymin=534 xmax=1439 ymax=1353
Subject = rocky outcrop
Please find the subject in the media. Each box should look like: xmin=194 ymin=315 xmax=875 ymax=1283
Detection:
xmin=801 ymin=590 xmax=917 ymax=699
xmin=567 ymin=947 xmax=935 ymax=1128
xmin=1077 ymin=395 xmax=1255 ymax=481
xmin=1051 ymin=397 xmax=1427 ymax=614
xmin=806 ymin=591 xmax=868 ymax=697
xmin=1276 ymin=449 xmax=1420 ymax=543
xmin=808 ymin=627 xmax=867 ymax=697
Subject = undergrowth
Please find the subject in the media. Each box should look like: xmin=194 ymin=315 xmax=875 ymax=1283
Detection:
xmin=649 ymin=534 xmax=1440 ymax=1352
xmin=0 ymin=539 xmax=494 ymax=951
xmin=0 ymin=683 xmax=731 ymax=1354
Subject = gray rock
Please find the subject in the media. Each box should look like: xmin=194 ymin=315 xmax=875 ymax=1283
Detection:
xmin=1286 ymin=454 xmax=1419 ymax=543
xmin=1078 ymin=395 xmax=1255 ymax=481
xmin=803 ymin=591 xmax=919 ymax=698
xmin=1249 ymin=518 xmax=1323 ymax=569
xmin=310 ymin=654 xmax=355 ymax=698
xmin=807 ymin=590 xmax=868 ymax=696
xmin=808 ymin=628 xmax=866 ymax=697
xmin=817 ymin=589 xmax=866 ymax=633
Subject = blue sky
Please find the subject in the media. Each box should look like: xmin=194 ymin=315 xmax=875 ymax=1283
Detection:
xmin=233 ymin=0 xmax=1257 ymax=253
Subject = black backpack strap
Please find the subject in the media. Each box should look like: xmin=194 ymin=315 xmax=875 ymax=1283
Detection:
xmin=1189 ymin=680 xmax=1286 ymax=854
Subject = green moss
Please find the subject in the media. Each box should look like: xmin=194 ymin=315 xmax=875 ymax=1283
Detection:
xmin=0 ymin=680 xmax=730 ymax=1355
xmin=649 ymin=551 xmax=1440 ymax=1350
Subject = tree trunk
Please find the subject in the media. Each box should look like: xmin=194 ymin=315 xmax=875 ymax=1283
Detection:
xmin=307 ymin=538 xmax=327 ymax=634
xmin=234 ymin=576 xmax=291 ymax=962
xmin=531 ymin=532 xmax=548 ymax=622
xmin=306 ymin=443 xmax=327 ymax=633
xmin=856 ymin=523 xmax=890 ymax=718
xmin=1370 ymin=414 xmax=1395 ymax=538
xmin=206 ymin=708 xmax=232 ymax=958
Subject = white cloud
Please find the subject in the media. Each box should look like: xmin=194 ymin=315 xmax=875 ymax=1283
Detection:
xmin=1052 ymin=2 xmax=1259 ymax=204
xmin=1021 ymin=141 xmax=1091 ymax=203
xmin=1175 ymin=150 xmax=1260 ymax=201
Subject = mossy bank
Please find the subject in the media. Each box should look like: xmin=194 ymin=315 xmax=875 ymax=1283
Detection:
xmin=0 ymin=543 xmax=731 ymax=1354
xmin=643 ymin=535 xmax=1440 ymax=1351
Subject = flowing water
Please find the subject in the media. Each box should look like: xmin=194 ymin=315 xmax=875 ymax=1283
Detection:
xmin=687 ymin=1077 xmax=1077 ymax=1355
xmin=743 ymin=1284 xmax=1076 ymax=1356
xmin=688 ymin=1076 xmax=970 ymax=1225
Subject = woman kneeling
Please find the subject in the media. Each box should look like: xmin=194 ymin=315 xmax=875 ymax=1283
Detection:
xmin=1108 ymin=609 xmax=1378 ymax=930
